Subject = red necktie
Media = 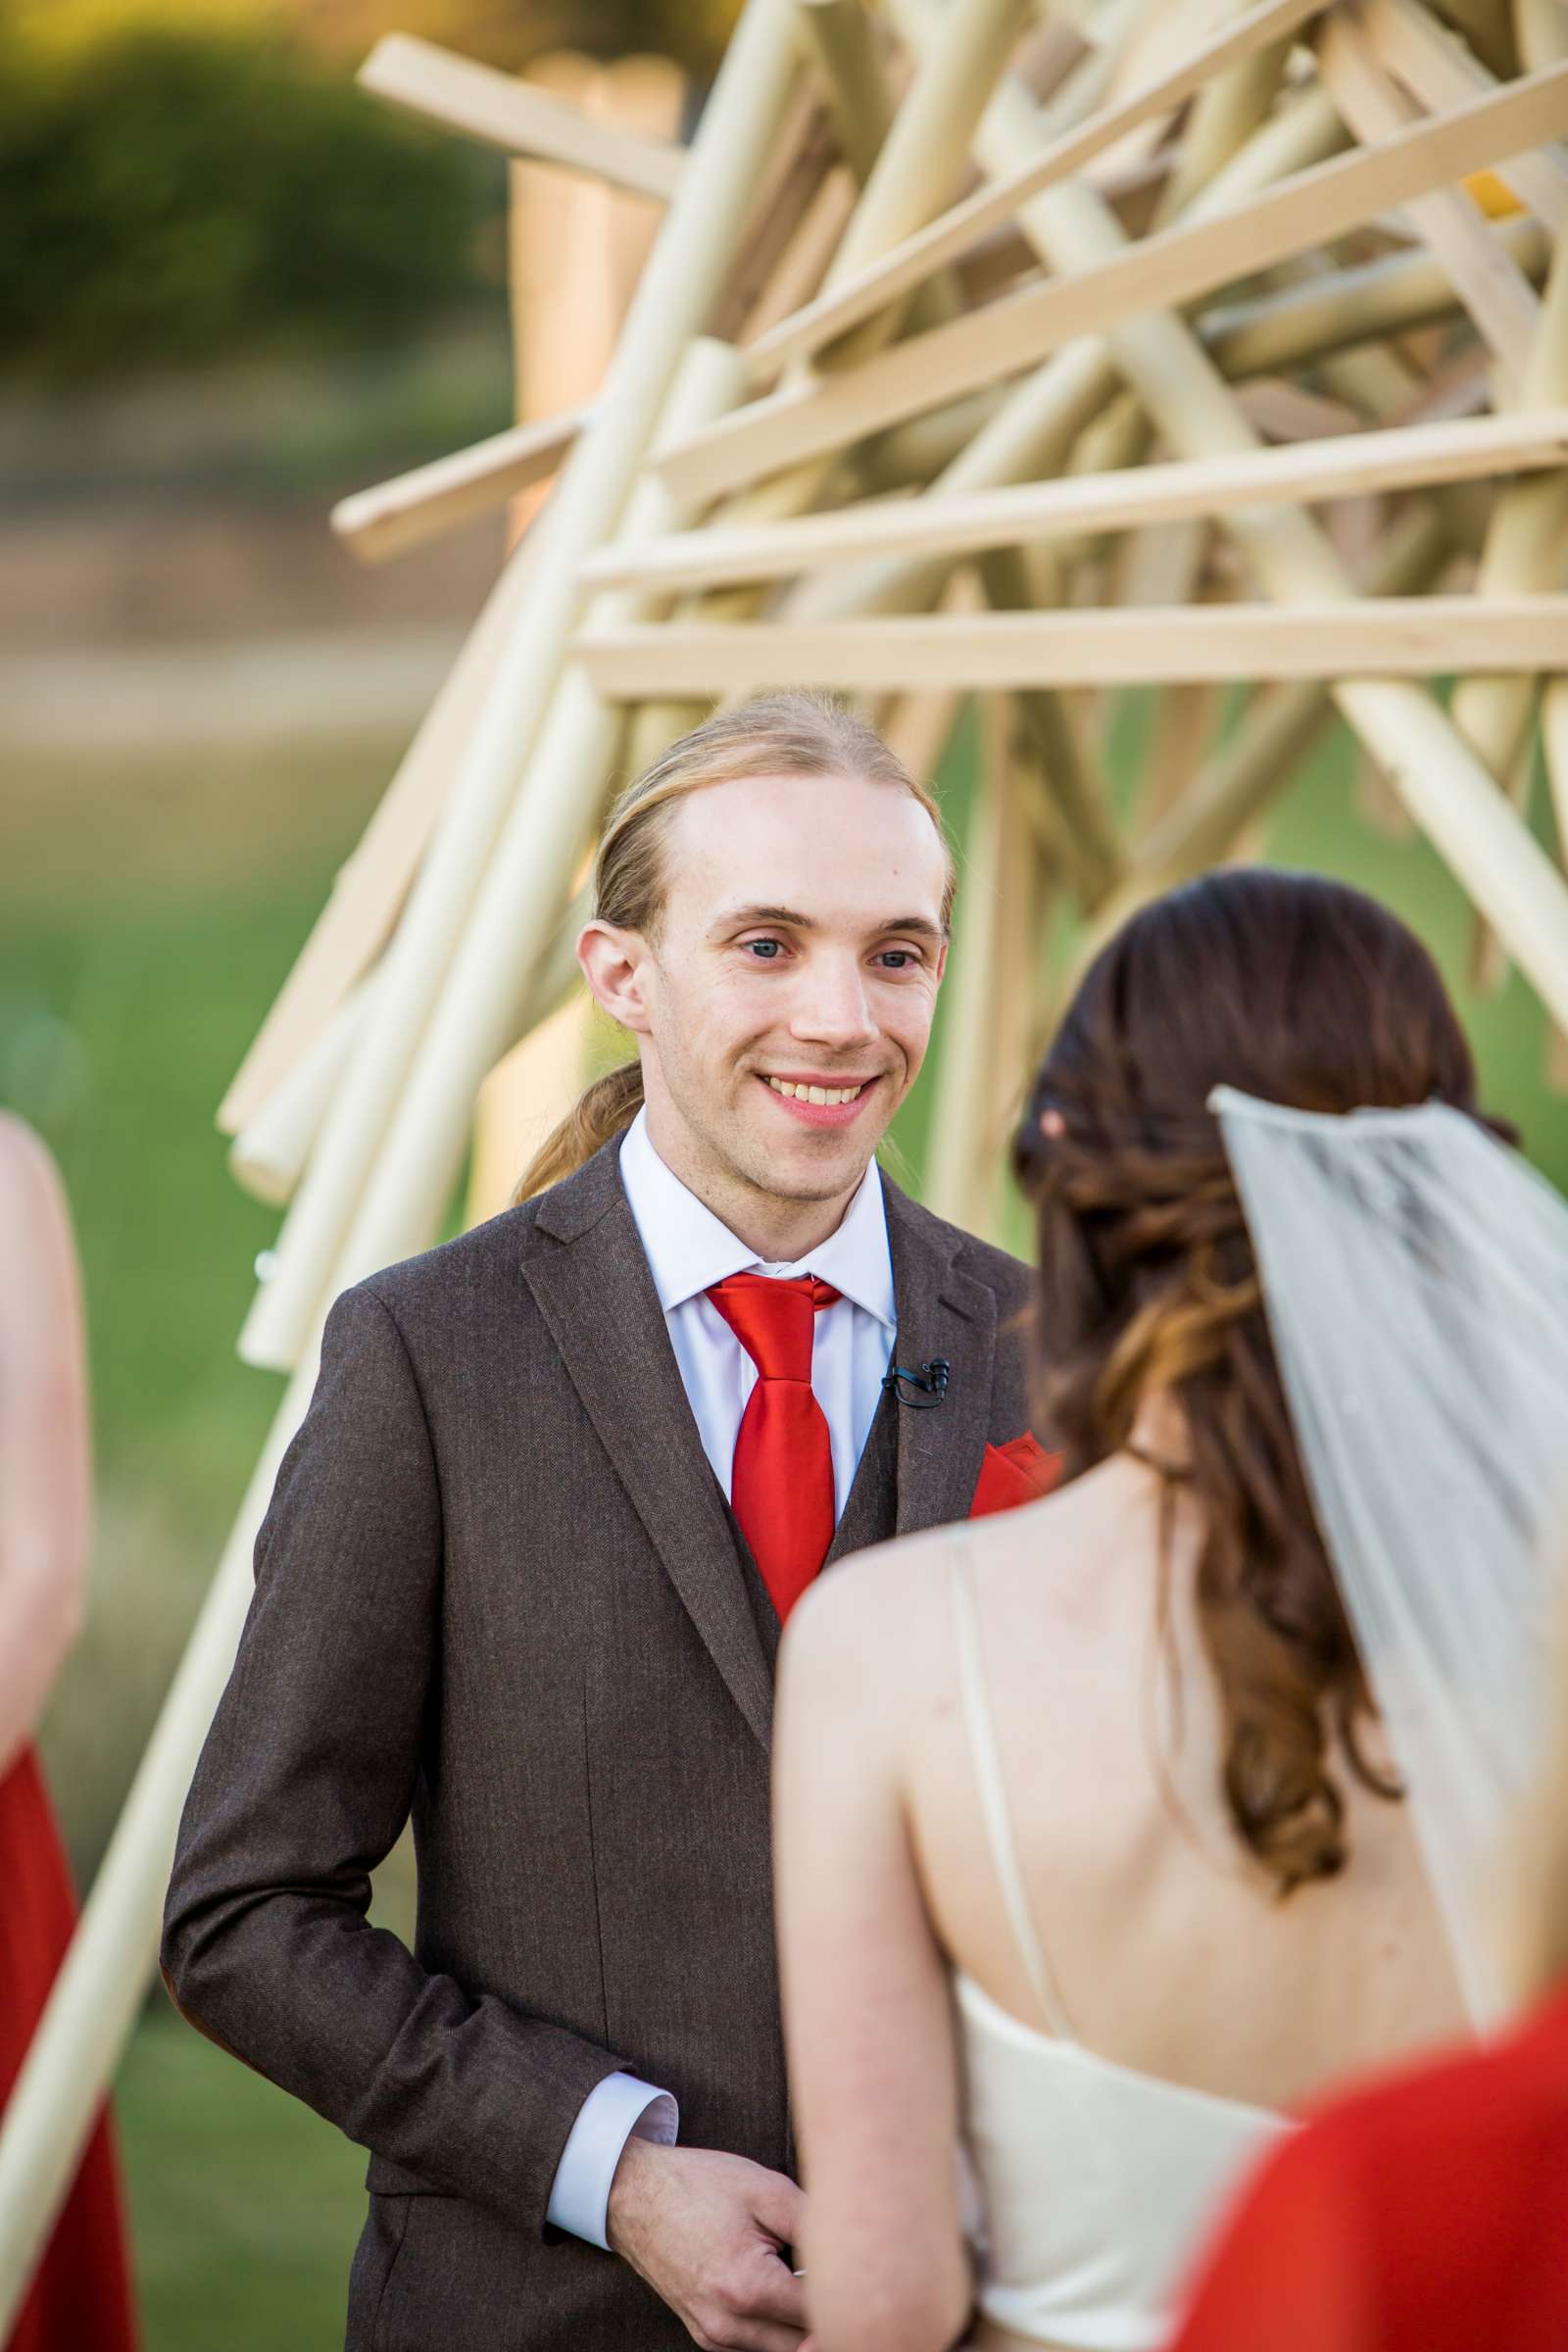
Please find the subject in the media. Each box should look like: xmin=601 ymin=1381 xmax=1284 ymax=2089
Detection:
xmin=706 ymin=1272 xmax=842 ymax=1624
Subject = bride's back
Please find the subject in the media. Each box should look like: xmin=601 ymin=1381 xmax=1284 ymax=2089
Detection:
xmin=905 ymin=1471 xmax=1467 ymax=2115
xmin=906 ymin=868 xmax=1494 ymax=2117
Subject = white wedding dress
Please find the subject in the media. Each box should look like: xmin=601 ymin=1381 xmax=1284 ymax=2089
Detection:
xmin=949 ymin=1542 xmax=1287 ymax=2352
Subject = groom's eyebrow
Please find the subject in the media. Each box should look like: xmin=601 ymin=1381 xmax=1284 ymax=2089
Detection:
xmin=710 ymin=903 xmax=944 ymax=941
xmin=711 ymin=903 xmax=818 ymax=934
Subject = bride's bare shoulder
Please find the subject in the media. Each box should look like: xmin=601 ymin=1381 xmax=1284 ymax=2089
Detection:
xmin=781 ymin=1484 xmax=1102 ymax=1704
xmin=784 ymin=1457 xmax=1165 ymax=1713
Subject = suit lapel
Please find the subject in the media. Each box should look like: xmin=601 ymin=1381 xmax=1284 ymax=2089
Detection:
xmin=823 ymin=1384 xmax=899 ymax=1568
xmin=519 ymin=1141 xmax=774 ymax=1751
xmin=881 ymin=1177 xmax=998 ymax=1538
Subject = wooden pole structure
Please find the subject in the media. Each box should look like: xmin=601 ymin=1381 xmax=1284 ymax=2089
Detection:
xmin=881 ymin=0 xmax=1568 ymax=1031
xmin=657 ymin=63 xmax=1568 ymax=503
xmin=747 ymin=0 xmax=1333 ymax=372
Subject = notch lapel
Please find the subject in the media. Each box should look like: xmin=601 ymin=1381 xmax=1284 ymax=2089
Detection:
xmin=881 ymin=1179 xmax=999 ymax=1537
xmin=519 ymin=1143 xmax=774 ymax=1751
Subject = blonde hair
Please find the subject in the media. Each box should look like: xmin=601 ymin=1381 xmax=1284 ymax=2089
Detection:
xmin=513 ymin=692 xmax=956 ymax=1202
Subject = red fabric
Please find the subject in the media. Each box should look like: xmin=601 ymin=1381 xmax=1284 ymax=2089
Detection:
xmin=0 ymin=1744 xmax=138 ymax=2352
xmin=1169 ymin=1985 xmax=1568 ymax=2352
xmin=707 ymin=1274 xmax=842 ymax=1624
xmin=970 ymin=1432 xmax=1061 ymax=1517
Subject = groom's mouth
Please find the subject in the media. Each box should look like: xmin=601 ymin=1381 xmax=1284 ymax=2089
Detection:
xmin=757 ymin=1072 xmax=881 ymax=1129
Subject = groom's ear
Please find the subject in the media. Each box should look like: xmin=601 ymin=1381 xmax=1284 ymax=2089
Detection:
xmin=577 ymin=919 xmax=655 ymax=1037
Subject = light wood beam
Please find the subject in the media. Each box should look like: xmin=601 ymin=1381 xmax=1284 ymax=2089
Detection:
xmin=583 ymin=406 xmax=1568 ymax=591
xmin=331 ymin=407 xmax=585 ymax=565
xmin=1544 ymin=674 xmax=1568 ymax=853
xmin=578 ymin=596 xmax=1568 ymax=695
xmin=660 ymin=61 xmax=1568 ymax=504
xmin=359 ymin=34 xmax=683 ymax=197
xmin=1453 ymin=233 xmax=1568 ymax=987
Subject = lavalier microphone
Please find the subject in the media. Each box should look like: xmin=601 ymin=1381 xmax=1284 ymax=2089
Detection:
xmin=881 ymin=1357 xmax=950 ymax=1410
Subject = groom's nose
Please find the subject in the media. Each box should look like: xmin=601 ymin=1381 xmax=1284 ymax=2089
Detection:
xmin=788 ymin=954 xmax=878 ymax=1050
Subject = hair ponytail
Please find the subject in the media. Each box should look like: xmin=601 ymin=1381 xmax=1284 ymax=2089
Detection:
xmin=511 ymin=1060 xmax=645 ymax=1205
xmin=511 ymin=691 xmax=955 ymax=1204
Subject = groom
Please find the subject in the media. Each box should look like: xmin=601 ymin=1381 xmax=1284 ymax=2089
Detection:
xmin=162 ymin=700 xmax=1051 ymax=2351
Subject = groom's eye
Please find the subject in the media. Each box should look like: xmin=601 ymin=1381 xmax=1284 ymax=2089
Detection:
xmin=743 ymin=939 xmax=785 ymax=960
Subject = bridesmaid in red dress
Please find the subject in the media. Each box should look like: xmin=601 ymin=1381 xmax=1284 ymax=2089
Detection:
xmin=0 ymin=1113 xmax=137 ymax=2352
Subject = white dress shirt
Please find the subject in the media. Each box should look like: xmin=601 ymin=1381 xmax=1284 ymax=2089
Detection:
xmin=545 ymin=1106 xmax=898 ymax=2247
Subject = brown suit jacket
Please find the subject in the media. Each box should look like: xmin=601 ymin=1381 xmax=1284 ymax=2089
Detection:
xmin=162 ymin=1134 xmax=1036 ymax=2351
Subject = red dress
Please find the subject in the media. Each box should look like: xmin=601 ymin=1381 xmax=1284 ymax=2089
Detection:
xmin=1169 ymin=1984 xmax=1568 ymax=2352
xmin=0 ymin=1743 xmax=137 ymax=2352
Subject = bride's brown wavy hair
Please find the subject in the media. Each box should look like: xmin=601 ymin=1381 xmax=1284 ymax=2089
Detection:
xmin=1013 ymin=869 xmax=1507 ymax=1897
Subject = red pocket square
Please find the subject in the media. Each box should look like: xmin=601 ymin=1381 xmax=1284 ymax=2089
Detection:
xmin=970 ymin=1433 xmax=1061 ymax=1519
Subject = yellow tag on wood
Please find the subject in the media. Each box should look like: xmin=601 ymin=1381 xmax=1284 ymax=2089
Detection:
xmin=1464 ymin=169 xmax=1524 ymax=220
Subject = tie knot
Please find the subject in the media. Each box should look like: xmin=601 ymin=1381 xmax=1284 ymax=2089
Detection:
xmin=706 ymin=1272 xmax=841 ymax=1384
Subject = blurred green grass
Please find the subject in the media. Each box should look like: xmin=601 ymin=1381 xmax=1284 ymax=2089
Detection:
xmin=3 ymin=694 xmax=1562 ymax=2347
xmin=117 ymin=2016 xmax=367 ymax=2350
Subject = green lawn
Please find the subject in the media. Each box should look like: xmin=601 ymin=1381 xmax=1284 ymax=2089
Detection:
xmin=5 ymin=692 xmax=1563 ymax=2348
xmin=117 ymin=2012 xmax=367 ymax=2351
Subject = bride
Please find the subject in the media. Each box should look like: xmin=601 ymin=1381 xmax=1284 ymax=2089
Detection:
xmin=772 ymin=867 xmax=1568 ymax=2352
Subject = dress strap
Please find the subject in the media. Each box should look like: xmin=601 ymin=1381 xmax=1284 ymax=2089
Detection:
xmin=949 ymin=1536 xmax=1077 ymax=2040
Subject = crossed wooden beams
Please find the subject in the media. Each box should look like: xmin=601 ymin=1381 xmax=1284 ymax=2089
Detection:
xmin=4 ymin=4 xmax=1568 ymax=2325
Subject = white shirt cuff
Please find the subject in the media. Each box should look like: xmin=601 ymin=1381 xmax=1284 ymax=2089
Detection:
xmin=545 ymin=2072 xmax=679 ymax=2250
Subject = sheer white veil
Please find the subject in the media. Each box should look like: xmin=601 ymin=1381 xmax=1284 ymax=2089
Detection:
xmin=1212 ymin=1086 xmax=1568 ymax=2030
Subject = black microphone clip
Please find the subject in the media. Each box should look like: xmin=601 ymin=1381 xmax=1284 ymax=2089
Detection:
xmin=881 ymin=1356 xmax=951 ymax=1411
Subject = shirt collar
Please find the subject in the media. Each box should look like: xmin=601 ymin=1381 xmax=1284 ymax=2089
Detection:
xmin=617 ymin=1104 xmax=896 ymax=1329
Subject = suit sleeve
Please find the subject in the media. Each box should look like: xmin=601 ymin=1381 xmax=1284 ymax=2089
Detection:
xmin=161 ymin=1281 xmax=631 ymax=2233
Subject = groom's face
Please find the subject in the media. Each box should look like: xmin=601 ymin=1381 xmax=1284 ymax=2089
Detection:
xmin=624 ymin=770 xmax=949 ymax=1209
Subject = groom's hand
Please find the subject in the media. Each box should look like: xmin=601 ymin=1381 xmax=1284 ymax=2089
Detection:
xmin=606 ymin=2136 xmax=813 ymax=2352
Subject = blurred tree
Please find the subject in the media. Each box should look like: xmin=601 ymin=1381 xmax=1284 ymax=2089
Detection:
xmin=0 ymin=21 xmax=505 ymax=379
xmin=0 ymin=0 xmax=750 ymax=384
xmin=292 ymin=1 xmax=742 ymax=78
xmin=9 ymin=0 xmax=744 ymax=79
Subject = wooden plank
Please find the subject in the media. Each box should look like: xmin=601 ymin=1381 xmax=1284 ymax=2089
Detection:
xmin=359 ymin=34 xmax=683 ymax=199
xmin=506 ymin=54 xmax=607 ymax=558
xmin=1361 ymin=0 xmax=1568 ymax=230
xmin=660 ymin=60 xmax=1568 ymax=504
xmin=746 ymin=0 xmax=1332 ymax=374
xmin=583 ymin=407 xmax=1568 ymax=591
xmin=331 ymin=406 xmax=585 ymax=565
xmin=1316 ymin=15 xmax=1540 ymax=382
xmin=577 ymin=597 xmax=1568 ymax=695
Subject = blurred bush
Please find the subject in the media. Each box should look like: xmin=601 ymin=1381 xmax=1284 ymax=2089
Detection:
xmin=0 ymin=19 xmax=506 ymax=382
